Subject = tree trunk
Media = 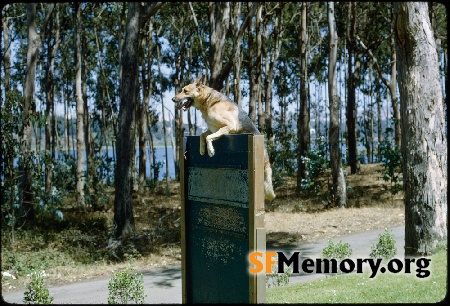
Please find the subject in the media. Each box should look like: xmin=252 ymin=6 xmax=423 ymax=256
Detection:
xmin=44 ymin=8 xmax=58 ymax=194
xmin=2 ymin=5 xmax=11 ymax=91
xmin=208 ymin=2 xmax=259 ymax=91
xmin=157 ymin=44 xmax=170 ymax=195
xmin=20 ymin=4 xmax=40 ymax=220
xmin=172 ymin=16 xmax=187 ymax=182
xmin=75 ymin=3 xmax=85 ymax=207
xmin=113 ymin=2 xmax=140 ymax=239
xmin=346 ymin=2 xmax=358 ymax=174
xmin=394 ymin=2 xmax=447 ymax=256
xmin=138 ymin=20 xmax=152 ymax=194
xmin=328 ymin=2 xmax=347 ymax=208
xmin=247 ymin=5 xmax=256 ymax=123
xmin=208 ymin=2 xmax=230 ymax=89
xmin=376 ymin=90 xmax=382 ymax=162
xmin=255 ymin=5 xmax=263 ymax=131
xmin=231 ymin=2 xmax=242 ymax=106
xmin=297 ymin=2 xmax=310 ymax=193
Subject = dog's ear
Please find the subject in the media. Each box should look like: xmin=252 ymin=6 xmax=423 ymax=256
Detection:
xmin=199 ymin=74 xmax=207 ymax=86
xmin=194 ymin=76 xmax=202 ymax=86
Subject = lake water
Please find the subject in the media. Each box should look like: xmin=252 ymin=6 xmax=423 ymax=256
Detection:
xmin=94 ymin=147 xmax=176 ymax=181
xmin=10 ymin=147 xmax=176 ymax=182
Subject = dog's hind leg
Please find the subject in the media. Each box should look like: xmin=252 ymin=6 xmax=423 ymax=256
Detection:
xmin=264 ymin=152 xmax=276 ymax=201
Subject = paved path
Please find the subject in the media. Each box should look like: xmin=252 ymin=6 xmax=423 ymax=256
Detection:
xmin=2 ymin=227 xmax=404 ymax=304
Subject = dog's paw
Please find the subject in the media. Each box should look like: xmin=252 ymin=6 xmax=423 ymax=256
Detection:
xmin=207 ymin=142 xmax=215 ymax=157
xmin=264 ymin=181 xmax=276 ymax=201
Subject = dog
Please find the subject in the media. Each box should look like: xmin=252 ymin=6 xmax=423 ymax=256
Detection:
xmin=172 ymin=75 xmax=276 ymax=201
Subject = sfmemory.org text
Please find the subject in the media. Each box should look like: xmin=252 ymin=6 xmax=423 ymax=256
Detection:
xmin=248 ymin=251 xmax=431 ymax=278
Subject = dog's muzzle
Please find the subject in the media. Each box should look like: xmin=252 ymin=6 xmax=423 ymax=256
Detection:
xmin=172 ymin=97 xmax=192 ymax=111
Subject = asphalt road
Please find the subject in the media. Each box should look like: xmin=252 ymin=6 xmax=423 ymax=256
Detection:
xmin=2 ymin=227 xmax=404 ymax=304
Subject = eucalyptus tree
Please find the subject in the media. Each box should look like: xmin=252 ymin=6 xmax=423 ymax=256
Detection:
xmin=259 ymin=2 xmax=285 ymax=136
xmin=74 ymin=2 xmax=86 ymax=207
xmin=113 ymin=2 xmax=164 ymax=239
xmin=327 ymin=2 xmax=347 ymax=208
xmin=20 ymin=3 xmax=55 ymax=219
xmin=43 ymin=4 xmax=60 ymax=194
xmin=296 ymin=2 xmax=309 ymax=191
xmin=352 ymin=3 xmax=400 ymax=154
xmin=344 ymin=1 xmax=358 ymax=174
xmin=207 ymin=2 xmax=259 ymax=91
xmin=137 ymin=17 xmax=154 ymax=193
xmin=394 ymin=2 xmax=447 ymax=256
xmin=160 ymin=2 xmax=196 ymax=182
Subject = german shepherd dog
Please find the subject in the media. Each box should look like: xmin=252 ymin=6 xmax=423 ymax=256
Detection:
xmin=172 ymin=75 xmax=276 ymax=201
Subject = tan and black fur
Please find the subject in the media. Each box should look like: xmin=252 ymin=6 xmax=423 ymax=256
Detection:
xmin=172 ymin=75 xmax=276 ymax=201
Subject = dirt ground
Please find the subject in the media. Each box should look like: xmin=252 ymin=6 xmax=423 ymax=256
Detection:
xmin=1 ymin=163 xmax=405 ymax=292
xmin=265 ymin=163 xmax=405 ymax=244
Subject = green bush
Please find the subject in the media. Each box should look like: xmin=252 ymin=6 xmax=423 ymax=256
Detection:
xmin=300 ymin=135 xmax=329 ymax=196
xmin=266 ymin=263 xmax=292 ymax=288
xmin=322 ymin=240 xmax=353 ymax=261
xmin=379 ymin=128 xmax=403 ymax=195
xmin=107 ymin=268 xmax=146 ymax=304
xmin=23 ymin=270 xmax=54 ymax=304
xmin=370 ymin=229 xmax=397 ymax=261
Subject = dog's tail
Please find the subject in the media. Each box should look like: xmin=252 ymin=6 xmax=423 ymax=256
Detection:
xmin=263 ymin=151 xmax=276 ymax=201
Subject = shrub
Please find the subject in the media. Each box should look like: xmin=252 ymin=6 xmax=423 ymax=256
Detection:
xmin=370 ymin=229 xmax=397 ymax=261
xmin=266 ymin=263 xmax=291 ymax=288
xmin=322 ymin=240 xmax=353 ymax=261
xmin=300 ymin=135 xmax=329 ymax=196
xmin=379 ymin=128 xmax=403 ymax=195
xmin=107 ymin=268 xmax=146 ymax=304
xmin=23 ymin=270 xmax=54 ymax=304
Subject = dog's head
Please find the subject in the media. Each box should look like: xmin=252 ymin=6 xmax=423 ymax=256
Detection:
xmin=172 ymin=75 xmax=207 ymax=111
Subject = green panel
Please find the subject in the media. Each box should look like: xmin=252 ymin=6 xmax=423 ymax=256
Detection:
xmin=188 ymin=168 xmax=249 ymax=208
xmin=184 ymin=135 xmax=251 ymax=303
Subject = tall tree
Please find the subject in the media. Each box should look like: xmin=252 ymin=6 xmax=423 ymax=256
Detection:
xmin=207 ymin=2 xmax=259 ymax=90
xmin=138 ymin=19 xmax=153 ymax=194
xmin=74 ymin=2 xmax=86 ymax=207
xmin=113 ymin=2 xmax=164 ymax=239
xmin=328 ymin=2 xmax=347 ymax=208
xmin=260 ymin=3 xmax=284 ymax=136
xmin=296 ymin=2 xmax=310 ymax=193
xmin=345 ymin=2 xmax=358 ymax=174
xmin=20 ymin=3 xmax=54 ymax=219
xmin=113 ymin=2 xmax=140 ymax=239
xmin=44 ymin=4 xmax=60 ymax=194
xmin=394 ymin=2 xmax=447 ymax=256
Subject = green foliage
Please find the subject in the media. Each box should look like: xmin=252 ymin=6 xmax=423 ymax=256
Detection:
xmin=370 ymin=229 xmax=397 ymax=261
xmin=300 ymin=135 xmax=328 ymax=196
xmin=266 ymin=263 xmax=292 ymax=288
xmin=268 ymin=114 xmax=298 ymax=188
xmin=379 ymin=128 xmax=403 ymax=195
xmin=30 ymin=151 xmax=70 ymax=221
xmin=322 ymin=240 xmax=353 ymax=261
xmin=23 ymin=270 xmax=54 ymax=304
xmin=107 ymin=268 xmax=146 ymax=304
xmin=1 ymin=236 xmax=75 ymax=277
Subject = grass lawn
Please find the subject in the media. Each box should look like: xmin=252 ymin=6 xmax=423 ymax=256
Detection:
xmin=267 ymin=250 xmax=447 ymax=303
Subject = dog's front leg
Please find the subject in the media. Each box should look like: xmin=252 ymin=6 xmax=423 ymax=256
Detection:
xmin=205 ymin=127 xmax=232 ymax=157
xmin=200 ymin=130 xmax=212 ymax=156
